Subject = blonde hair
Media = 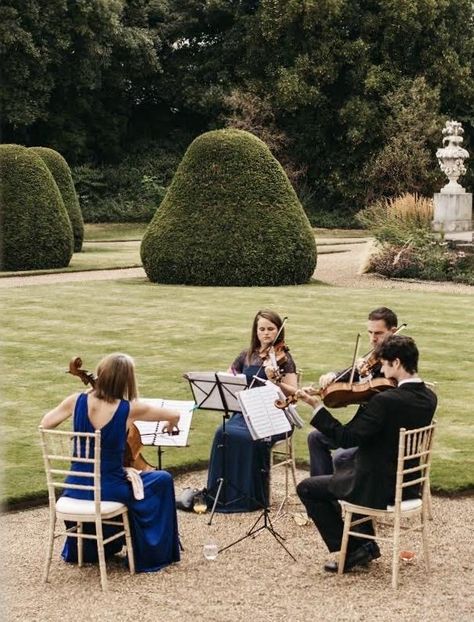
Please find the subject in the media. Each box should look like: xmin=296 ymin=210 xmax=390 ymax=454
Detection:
xmin=94 ymin=353 xmax=138 ymax=402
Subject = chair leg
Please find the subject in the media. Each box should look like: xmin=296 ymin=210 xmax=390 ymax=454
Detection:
xmin=421 ymin=509 xmax=431 ymax=572
xmin=391 ymin=514 xmax=401 ymax=589
xmin=338 ymin=509 xmax=352 ymax=575
xmin=43 ymin=508 xmax=56 ymax=583
xmin=95 ymin=518 xmax=108 ymax=592
xmin=77 ymin=522 xmax=83 ymax=567
xmin=289 ymin=440 xmax=298 ymax=491
xmin=426 ymin=487 xmax=433 ymax=521
xmin=122 ymin=511 xmax=135 ymax=575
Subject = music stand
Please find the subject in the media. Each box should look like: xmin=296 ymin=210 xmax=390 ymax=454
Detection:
xmin=218 ymin=382 xmax=297 ymax=561
xmin=134 ymin=399 xmax=194 ymax=469
xmin=184 ymin=371 xmax=248 ymax=525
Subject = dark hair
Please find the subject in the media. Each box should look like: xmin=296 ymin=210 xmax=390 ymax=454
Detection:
xmin=94 ymin=353 xmax=138 ymax=402
xmin=375 ymin=335 xmax=419 ymax=374
xmin=249 ymin=309 xmax=285 ymax=354
xmin=368 ymin=307 xmax=398 ymax=329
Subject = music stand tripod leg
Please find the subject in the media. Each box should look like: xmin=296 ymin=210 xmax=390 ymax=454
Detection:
xmin=208 ymin=476 xmax=224 ymax=526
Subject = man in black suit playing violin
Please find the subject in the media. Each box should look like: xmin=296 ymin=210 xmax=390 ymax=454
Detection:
xmin=308 ymin=307 xmax=399 ymax=476
xmin=297 ymin=335 xmax=437 ymax=573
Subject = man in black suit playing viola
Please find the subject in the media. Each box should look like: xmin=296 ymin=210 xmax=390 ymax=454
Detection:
xmin=297 ymin=335 xmax=437 ymax=573
xmin=308 ymin=306 xmax=399 ymax=476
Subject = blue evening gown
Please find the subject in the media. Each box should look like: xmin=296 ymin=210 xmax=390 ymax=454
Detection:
xmin=61 ymin=393 xmax=180 ymax=572
xmin=206 ymin=353 xmax=295 ymax=512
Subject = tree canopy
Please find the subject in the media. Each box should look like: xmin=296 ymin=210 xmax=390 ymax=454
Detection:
xmin=2 ymin=0 xmax=473 ymax=221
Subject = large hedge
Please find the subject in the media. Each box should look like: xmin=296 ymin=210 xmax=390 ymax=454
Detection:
xmin=141 ymin=129 xmax=317 ymax=286
xmin=30 ymin=146 xmax=84 ymax=251
xmin=0 ymin=144 xmax=73 ymax=271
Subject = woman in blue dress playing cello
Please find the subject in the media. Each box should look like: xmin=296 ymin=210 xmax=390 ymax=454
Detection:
xmin=41 ymin=352 xmax=181 ymax=572
xmin=206 ymin=310 xmax=298 ymax=512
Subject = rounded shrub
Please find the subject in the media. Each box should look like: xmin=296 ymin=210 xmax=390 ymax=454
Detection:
xmin=141 ymin=129 xmax=317 ymax=285
xmin=0 ymin=144 xmax=73 ymax=271
xmin=30 ymin=146 xmax=84 ymax=251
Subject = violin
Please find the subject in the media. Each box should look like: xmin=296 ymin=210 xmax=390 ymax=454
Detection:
xmin=67 ymin=356 xmax=155 ymax=472
xmin=262 ymin=340 xmax=290 ymax=383
xmin=274 ymin=376 xmax=396 ymax=410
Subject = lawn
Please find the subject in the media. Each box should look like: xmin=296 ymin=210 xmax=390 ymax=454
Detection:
xmin=1 ymin=276 xmax=473 ymax=505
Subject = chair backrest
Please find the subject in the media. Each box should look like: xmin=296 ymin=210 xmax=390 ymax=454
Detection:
xmin=39 ymin=426 xmax=102 ymax=513
xmin=393 ymin=421 xmax=436 ymax=508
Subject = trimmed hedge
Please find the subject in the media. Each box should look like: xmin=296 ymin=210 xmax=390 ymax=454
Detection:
xmin=0 ymin=144 xmax=73 ymax=271
xmin=30 ymin=147 xmax=84 ymax=251
xmin=141 ymin=129 xmax=317 ymax=286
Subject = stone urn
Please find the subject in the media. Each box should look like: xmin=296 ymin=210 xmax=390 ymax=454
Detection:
xmin=433 ymin=120 xmax=472 ymax=234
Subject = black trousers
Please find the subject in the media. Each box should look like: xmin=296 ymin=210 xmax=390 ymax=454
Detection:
xmin=297 ymin=475 xmax=375 ymax=553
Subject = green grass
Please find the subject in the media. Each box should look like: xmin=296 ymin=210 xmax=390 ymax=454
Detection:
xmin=84 ymin=223 xmax=148 ymax=241
xmin=1 ymin=278 xmax=473 ymax=504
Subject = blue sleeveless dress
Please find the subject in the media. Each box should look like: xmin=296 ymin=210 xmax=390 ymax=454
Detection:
xmin=61 ymin=393 xmax=180 ymax=572
xmin=206 ymin=351 xmax=296 ymax=512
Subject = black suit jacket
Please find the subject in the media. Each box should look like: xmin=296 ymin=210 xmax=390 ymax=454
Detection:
xmin=311 ymin=382 xmax=437 ymax=509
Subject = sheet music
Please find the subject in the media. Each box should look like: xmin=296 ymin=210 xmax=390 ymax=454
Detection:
xmin=135 ymin=399 xmax=194 ymax=447
xmin=237 ymin=384 xmax=292 ymax=440
xmin=184 ymin=371 xmax=247 ymax=411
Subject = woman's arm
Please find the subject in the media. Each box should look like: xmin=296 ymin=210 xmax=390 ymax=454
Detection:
xmin=40 ymin=393 xmax=78 ymax=429
xmin=129 ymin=400 xmax=180 ymax=432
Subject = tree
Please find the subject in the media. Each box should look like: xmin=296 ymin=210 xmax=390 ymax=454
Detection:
xmin=30 ymin=147 xmax=84 ymax=251
xmin=0 ymin=145 xmax=73 ymax=271
xmin=141 ymin=129 xmax=317 ymax=285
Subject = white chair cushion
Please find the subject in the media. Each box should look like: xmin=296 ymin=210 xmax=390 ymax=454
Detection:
xmin=56 ymin=496 xmax=125 ymax=516
xmin=386 ymin=498 xmax=422 ymax=512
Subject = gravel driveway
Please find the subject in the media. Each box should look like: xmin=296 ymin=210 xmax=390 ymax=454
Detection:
xmin=2 ymin=468 xmax=473 ymax=622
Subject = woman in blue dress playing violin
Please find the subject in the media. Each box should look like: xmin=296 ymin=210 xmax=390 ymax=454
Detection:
xmin=206 ymin=310 xmax=298 ymax=512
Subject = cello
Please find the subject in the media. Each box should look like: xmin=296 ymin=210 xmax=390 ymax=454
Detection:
xmin=67 ymin=356 xmax=156 ymax=471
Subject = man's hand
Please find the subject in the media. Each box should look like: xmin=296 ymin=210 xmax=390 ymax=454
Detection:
xmin=319 ymin=372 xmax=336 ymax=389
xmin=297 ymin=388 xmax=322 ymax=409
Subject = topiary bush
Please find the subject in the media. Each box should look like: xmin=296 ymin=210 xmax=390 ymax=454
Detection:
xmin=29 ymin=146 xmax=84 ymax=252
xmin=141 ymin=129 xmax=317 ymax=286
xmin=0 ymin=144 xmax=73 ymax=271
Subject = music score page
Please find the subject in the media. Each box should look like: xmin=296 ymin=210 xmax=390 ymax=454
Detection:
xmin=237 ymin=384 xmax=291 ymax=440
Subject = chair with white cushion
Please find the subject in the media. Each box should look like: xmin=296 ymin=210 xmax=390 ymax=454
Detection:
xmin=338 ymin=421 xmax=436 ymax=589
xmin=39 ymin=426 xmax=135 ymax=591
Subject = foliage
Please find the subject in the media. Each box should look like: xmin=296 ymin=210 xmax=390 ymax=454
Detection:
xmin=358 ymin=193 xmax=473 ymax=284
xmin=141 ymin=129 xmax=317 ymax=285
xmin=356 ymin=193 xmax=434 ymax=245
xmin=29 ymin=146 xmax=84 ymax=251
xmin=72 ymin=143 xmax=185 ymax=223
xmin=0 ymin=0 xmax=163 ymax=162
xmin=1 ymin=0 xmax=474 ymax=224
xmin=0 ymin=144 xmax=73 ymax=270
xmin=363 ymin=77 xmax=445 ymax=203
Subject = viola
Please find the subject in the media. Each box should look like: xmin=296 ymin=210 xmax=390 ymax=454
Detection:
xmin=273 ymin=376 xmax=396 ymax=409
xmin=67 ymin=356 xmax=155 ymax=472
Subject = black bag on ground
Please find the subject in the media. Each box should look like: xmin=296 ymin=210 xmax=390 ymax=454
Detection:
xmin=176 ymin=487 xmax=206 ymax=512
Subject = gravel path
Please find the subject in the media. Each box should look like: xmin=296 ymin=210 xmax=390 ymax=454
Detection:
xmin=2 ymin=468 xmax=473 ymax=622
xmin=2 ymin=240 xmax=472 ymax=621
xmin=1 ymin=238 xmax=472 ymax=294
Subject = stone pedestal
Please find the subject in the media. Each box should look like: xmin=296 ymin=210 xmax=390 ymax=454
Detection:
xmin=432 ymin=192 xmax=473 ymax=232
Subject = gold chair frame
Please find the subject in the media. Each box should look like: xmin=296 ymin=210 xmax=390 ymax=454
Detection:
xmin=39 ymin=426 xmax=135 ymax=591
xmin=338 ymin=421 xmax=436 ymax=588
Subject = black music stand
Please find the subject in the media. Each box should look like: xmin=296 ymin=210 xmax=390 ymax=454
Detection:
xmin=184 ymin=371 xmax=248 ymax=525
xmin=218 ymin=382 xmax=296 ymax=561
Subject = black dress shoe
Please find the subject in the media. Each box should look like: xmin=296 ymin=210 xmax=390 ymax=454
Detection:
xmin=324 ymin=545 xmax=372 ymax=573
